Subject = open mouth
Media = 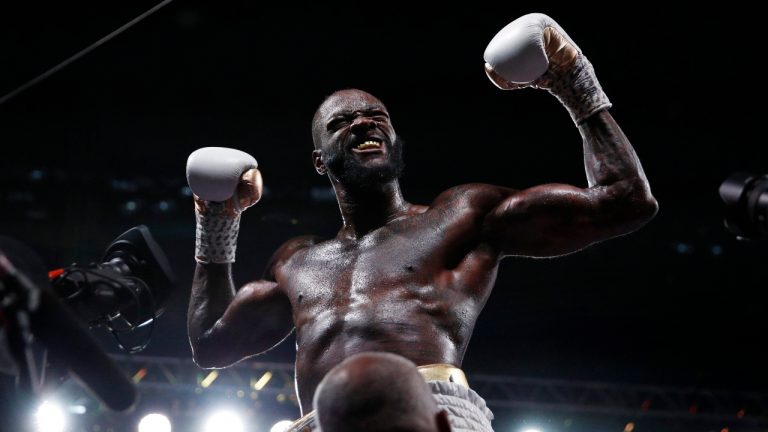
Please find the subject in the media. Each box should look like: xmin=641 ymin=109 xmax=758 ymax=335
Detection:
xmin=351 ymin=138 xmax=384 ymax=154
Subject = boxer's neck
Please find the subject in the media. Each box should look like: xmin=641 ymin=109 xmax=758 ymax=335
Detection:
xmin=333 ymin=179 xmax=408 ymax=238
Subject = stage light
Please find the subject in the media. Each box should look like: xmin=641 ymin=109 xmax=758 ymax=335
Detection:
xmin=200 ymin=370 xmax=219 ymax=388
xmin=138 ymin=413 xmax=172 ymax=432
xmin=252 ymin=371 xmax=272 ymax=391
xmin=204 ymin=410 xmax=244 ymax=432
xmin=522 ymin=429 xmax=542 ymax=432
xmin=270 ymin=420 xmax=293 ymax=432
xmin=125 ymin=201 xmax=139 ymax=212
xmin=29 ymin=169 xmax=44 ymax=181
xmin=68 ymin=404 xmax=87 ymax=414
xmin=35 ymin=400 xmax=66 ymax=432
xmin=133 ymin=367 xmax=149 ymax=384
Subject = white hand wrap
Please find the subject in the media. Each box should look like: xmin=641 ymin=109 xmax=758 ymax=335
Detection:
xmin=195 ymin=202 xmax=241 ymax=264
xmin=546 ymin=54 xmax=611 ymax=125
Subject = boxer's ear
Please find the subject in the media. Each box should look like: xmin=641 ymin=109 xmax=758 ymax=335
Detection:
xmin=313 ymin=150 xmax=327 ymax=175
xmin=435 ymin=410 xmax=451 ymax=432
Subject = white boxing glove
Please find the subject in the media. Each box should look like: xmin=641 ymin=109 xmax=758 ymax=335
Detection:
xmin=187 ymin=147 xmax=258 ymax=202
xmin=484 ymin=13 xmax=611 ymax=125
xmin=186 ymin=147 xmax=262 ymax=264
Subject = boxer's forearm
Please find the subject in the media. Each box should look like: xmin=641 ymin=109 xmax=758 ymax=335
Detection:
xmin=186 ymin=147 xmax=263 ymax=363
xmin=187 ymin=263 xmax=236 ymax=354
xmin=579 ymin=110 xmax=657 ymax=219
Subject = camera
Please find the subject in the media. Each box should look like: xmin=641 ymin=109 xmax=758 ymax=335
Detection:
xmin=0 ymin=225 xmax=175 ymax=415
xmin=719 ymin=172 xmax=768 ymax=240
xmin=51 ymin=225 xmax=175 ymax=331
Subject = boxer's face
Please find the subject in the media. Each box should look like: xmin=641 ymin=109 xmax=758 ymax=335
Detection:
xmin=313 ymin=90 xmax=403 ymax=188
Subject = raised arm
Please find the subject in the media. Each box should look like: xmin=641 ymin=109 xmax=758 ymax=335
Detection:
xmin=188 ymin=238 xmax=312 ymax=368
xmin=483 ymin=110 xmax=656 ymax=257
xmin=480 ymin=14 xmax=657 ymax=257
xmin=184 ymin=147 xmax=294 ymax=368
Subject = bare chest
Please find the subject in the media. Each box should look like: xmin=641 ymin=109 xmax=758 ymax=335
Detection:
xmin=285 ymin=223 xmax=449 ymax=310
xmin=281 ymin=207 xmax=493 ymax=312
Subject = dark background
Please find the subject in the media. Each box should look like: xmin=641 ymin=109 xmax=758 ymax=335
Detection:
xmin=1 ymin=0 xmax=765 ymax=407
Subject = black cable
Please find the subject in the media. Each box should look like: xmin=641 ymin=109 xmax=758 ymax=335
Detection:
xmin=53 ymin=268 xmax=90 ymax=300
xmin=106 ymin=276 xmax=156 ymax=353
xmin=52 ymin=267 xmax=157 ymax=353
xmin=0 ymin=0 xmax=175 ymax=106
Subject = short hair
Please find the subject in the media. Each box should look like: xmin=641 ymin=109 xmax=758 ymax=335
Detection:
xmin=314 ymin=352 xmax=442 ymax=432
xmin=311 ymin=94 xmax=331 ymax=149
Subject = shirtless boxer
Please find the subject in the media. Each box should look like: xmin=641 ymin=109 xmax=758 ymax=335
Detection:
xmin=186 ymin=14 xmax=658 ymax=431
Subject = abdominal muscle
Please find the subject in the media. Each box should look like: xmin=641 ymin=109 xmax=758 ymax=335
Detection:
xmin=293 ymin=304 xmax=465 ymax=413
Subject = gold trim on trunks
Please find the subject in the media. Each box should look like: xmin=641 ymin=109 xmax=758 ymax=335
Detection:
xmin=416 ymin=363 xmax=469 ymax=388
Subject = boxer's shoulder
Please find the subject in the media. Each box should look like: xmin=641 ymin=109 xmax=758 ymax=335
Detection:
xmin=276 ymin=235 xmax=327 ymax=259
xmin=431 ymin=183 xmax=519 ymax=212
xmin=266 ymin=235 xmax=327 ymax=278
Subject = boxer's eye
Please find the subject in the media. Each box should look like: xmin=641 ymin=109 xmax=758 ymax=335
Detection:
xmin=328 ymin=117 xmax=350 ymax=131
xmin=368 ymin=110 xmax=389 ymax=122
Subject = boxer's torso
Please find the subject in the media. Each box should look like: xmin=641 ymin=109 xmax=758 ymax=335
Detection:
xmin=273 ymin=186 xmax=503 ymax=411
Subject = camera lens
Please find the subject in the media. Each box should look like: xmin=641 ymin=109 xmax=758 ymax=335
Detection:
xmin=719 ymin=172 xmax=768 ymax=240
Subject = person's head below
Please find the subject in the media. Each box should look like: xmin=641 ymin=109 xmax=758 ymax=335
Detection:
xmin=314 ymin=352 xmax=451 ymax=432
xmin=311 ymin=89 xmax=404 ymax=192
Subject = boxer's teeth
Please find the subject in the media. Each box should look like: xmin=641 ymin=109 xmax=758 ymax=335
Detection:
xmin=355 ymin=140 xmax=382 ymax=150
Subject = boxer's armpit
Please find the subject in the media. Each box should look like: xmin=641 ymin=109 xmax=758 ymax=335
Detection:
xmin=192 ymin=279 xmax=293 ymax=368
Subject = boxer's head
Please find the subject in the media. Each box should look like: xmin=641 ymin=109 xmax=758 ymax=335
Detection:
xmin=312 ymin=89 xmax=404 ymax=189
xmin=314 ymin=352 xmax=451 ymax=432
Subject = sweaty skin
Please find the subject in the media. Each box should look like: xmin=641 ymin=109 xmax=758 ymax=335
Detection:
xmin=187 ymin=90 xmax=658 ymax=413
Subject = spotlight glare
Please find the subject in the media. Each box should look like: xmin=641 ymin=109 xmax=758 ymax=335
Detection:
xmin=35 ymin=401 xmax=66 ymax=432
xmin=138 ymin=413 xmax=172 ymax=432
xmin=523 ymin=429 xmax=542 ymax=432
xmin=68 ymin=404 xmax=87 ymax=414
xmin=204 ymin=410 xmax=244 ymax=432
xmin=270 ymin=420 xmax=293 ymax=432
